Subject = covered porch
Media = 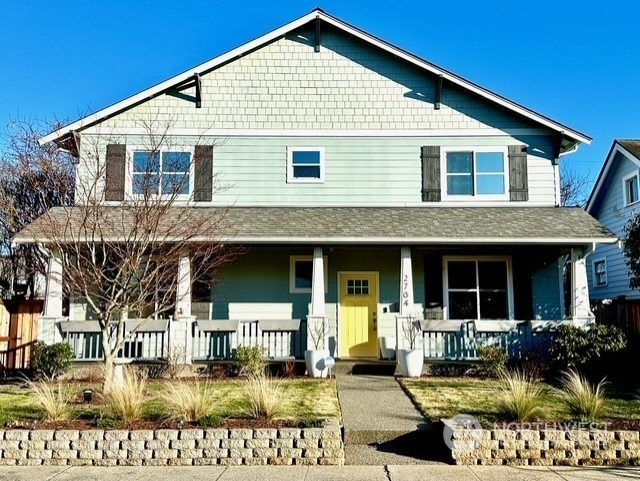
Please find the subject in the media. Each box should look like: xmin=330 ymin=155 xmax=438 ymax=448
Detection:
xmin=28 ymin=206 xmax=617 ymax=365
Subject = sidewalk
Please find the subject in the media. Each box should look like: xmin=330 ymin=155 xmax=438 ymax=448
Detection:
xmin=1 ymin=465 xmax=638 ymax=480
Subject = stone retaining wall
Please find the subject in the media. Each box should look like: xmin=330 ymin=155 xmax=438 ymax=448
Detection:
xmin=445 ymin=421 xmax=640 ymax=466
xmin=0 ymin=421 xmax=344 ymax=466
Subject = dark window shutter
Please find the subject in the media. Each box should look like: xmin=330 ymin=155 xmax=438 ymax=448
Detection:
xmin=105 ymin=144 xmax=126 ymax=201
xmin=421 ymin=146 xmax=441 ymax=202
xmin=194 ymin=145 xmax=213 ymax=202
xmin=508 ymin=145 xmax=528 ymax=201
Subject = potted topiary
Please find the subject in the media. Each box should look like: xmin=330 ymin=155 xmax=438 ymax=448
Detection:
xmin=397 ymin=317 xmax=424 ymax=377
xmin=305 ymin=317 xmax=330 ymax=378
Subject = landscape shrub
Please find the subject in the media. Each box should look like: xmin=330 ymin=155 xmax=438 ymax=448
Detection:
xmin=477 ymin=345 xmax=508 ymax=378
xmin=550 ymin=324 xmax=626 ymax=373
xmin=30 ymin=342 xmax=75 ymax=380
xmin=234 ymin=345 xmax=266 ymax=376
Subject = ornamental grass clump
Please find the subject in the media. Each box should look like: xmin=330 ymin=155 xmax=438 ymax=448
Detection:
xmin=101 ymin=366 xmax=146 ymax=425
xmin=558 ymin=369 xmax=607 ymax=422
xmin=158 ymin=380 xmax=216 ymax=423
xmin=243 ymin=373 xmax=285 ymax=421
xmin=29 ymin=378 xmax=72 ymax=422
xmin=497 ymin=369 xmax=544 ymax=422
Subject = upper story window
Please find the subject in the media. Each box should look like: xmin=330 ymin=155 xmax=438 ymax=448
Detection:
xmin=623 ymin=172 xmax=639 ymax=206
xmin=132 ymin=150 xmax=192 ymax=197
xmin=443 ymin=148 xmax=508 ymax=200
xmin=593 ymin=258 xmax=607 ymax=287
xmin=287 ymin=147 xmax=325 ymax=183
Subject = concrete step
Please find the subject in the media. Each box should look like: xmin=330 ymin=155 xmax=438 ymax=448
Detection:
xmin=332 ymin=360 xmax=399 ymax=376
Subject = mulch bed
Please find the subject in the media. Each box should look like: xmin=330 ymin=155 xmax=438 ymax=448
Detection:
xmin=6 ymin=417 xmax=303 ymax=431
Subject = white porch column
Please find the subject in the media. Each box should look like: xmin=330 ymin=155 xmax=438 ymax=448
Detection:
xmin=173 ymin=255 xmax=193 ymax=365
xmin=176 ymin=255 xmax=191 ymax=318
xmin=307 ymin=247 xmax=328 ymax=351
xmin=400 ymin=247 xmax=414 ymax=316
xmin=310 ymin=247 xmax=325 ymax=317
xmin=397 ymin=247 xmax=418 ymax=352
xmin=40 ymin=249 xmax=63 ymax=344
xmin=571 ymin=247 xmax=594 ymax=321
xmin=44 ymin=249 xmax=63 ymax=318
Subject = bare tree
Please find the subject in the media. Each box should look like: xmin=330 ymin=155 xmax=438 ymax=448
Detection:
xmin=560 ymin=165 xmax=591 ymax=207
xmin=17 ymin=120 xmax=240 ymax=388
xmin=0 ymin=120 xmax=75 ymax=299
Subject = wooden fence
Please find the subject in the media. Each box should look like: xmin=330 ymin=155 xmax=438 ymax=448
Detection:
xmin=0 ymin=299 xmax=42 ymax=372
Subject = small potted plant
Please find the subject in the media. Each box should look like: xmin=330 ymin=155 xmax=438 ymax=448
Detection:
xmin=397 ymin=316 xmax=424 ymax=377
xmin=305 ymin=317 xmax=330 ymax=378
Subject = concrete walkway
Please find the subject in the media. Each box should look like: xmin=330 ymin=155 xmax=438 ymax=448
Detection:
xmin=1 ymin=465 xmax=638 ymax=480
xmin=336 ymin=374 xmax=450 ymax=465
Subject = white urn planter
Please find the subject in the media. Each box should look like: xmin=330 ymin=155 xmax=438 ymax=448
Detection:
xmin=397 ymin=348 xmax=424 ymax=378
xmin=304 ymin=349 xmax=330 ymax=378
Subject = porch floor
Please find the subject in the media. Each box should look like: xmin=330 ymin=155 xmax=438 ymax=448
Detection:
xmin=335 ymin=373 xmax=450 ymax=465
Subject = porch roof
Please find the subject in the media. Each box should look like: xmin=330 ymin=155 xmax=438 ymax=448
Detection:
xmin=14 ymin=206 xmax=617 ymax=246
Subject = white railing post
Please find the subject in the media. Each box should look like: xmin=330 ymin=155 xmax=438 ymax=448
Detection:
xmin=170 ymin=316 xmax=195 ymax=365
xmin=176 ymin=255 xmax=191 ymax=318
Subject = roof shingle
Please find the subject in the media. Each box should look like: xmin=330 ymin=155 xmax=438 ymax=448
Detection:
xmin=14 ymin=206 xmax=616 ymax=245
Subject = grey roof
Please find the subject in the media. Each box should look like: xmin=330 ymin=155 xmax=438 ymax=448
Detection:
xmin=14 ymin=206 xmax=616 ymax=246
xmin=618 ymin=140 xmax=640 ymax=161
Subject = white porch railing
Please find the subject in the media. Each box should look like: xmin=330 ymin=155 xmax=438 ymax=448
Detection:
xmin=191 ymin=319 xmax=307 ymax=361
xmin=58 ymin=319 xmax=169 ymax=361
xmin=420 ymin=319 xmax=567 ymax=361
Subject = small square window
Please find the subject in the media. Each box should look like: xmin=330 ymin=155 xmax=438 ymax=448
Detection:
xmin=593 ymin=259 xmax=607 ymax=287
xmin=346 ymin=278 xmax=369 ymax=295
xmin=624 ymin=174 xmax=639 ymax=206
xmin=287 ymin=147 xmax=325 ymax=183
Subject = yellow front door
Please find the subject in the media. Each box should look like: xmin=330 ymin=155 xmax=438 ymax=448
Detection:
xmin=339 ymin=272 xmax=378 ymax=358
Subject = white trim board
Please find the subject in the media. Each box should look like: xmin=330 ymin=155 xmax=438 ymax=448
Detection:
xmin=80 ymin=127 xmax=552 ymax=138
xmin=40 ymin=9 xmax=590 ymax=148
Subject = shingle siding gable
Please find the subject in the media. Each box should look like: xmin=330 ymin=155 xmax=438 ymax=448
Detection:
xmin=92 ymin=29 xmax=537 ymax=133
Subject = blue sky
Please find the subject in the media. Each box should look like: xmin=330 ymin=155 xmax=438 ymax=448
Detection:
xmin=1 ymin=1 xmax=639 ymax=195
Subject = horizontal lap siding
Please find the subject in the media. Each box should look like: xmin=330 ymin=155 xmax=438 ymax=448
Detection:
xmin=589 ymin=153 xmax=639 ymax=300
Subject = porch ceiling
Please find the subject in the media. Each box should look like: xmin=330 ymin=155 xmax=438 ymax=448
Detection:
xmin=15 ymin=206 xmax=617 ymax=246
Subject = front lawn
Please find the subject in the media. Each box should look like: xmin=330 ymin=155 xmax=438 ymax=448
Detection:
xmin=400 ymin=377 xmax=640 ymax=429
xmin=0 ymin=377 xmax=341 ymax=428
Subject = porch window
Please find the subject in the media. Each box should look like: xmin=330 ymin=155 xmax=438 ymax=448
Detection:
xmin=286 ymin=147 xmax=325 ymax=183
xmin=593 ymin=258 xmax=607 ymax=287
xmin=444 ymin=257 xmax=512 ymax=320
xmin=132 ymin=150 xmax=192 ymax=196
xmin=623 ymin=172 xmax=639 ymax=206
xmin=289 ymin=255 xmax=328 ymax=293
xmin=443 ymin=148 xmax=508 ymax=199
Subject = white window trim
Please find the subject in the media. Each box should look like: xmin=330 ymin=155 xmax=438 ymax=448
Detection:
xmin=126 ymin=146 xmax=195 ymax=200
xmin=622 ymin=171 xmax=640 ymax=207
xmin=289 ymin=255 xmax=328 ymax=294
xmin=442 ymin=255 xmax=514 ymax=320
xmin=441 ymin=146 xmax=510 ymax=201
xmin=592 ymin=257 xmax=607 ymax=287
xmin=286 ymin=147 xmax=325 ymax=184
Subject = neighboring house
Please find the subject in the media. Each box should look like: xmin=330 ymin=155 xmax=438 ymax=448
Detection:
xmin=15 ymin=9 xmax=616 ymax=363
xmin=586 ymin=140 xmax=640 ymax=301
